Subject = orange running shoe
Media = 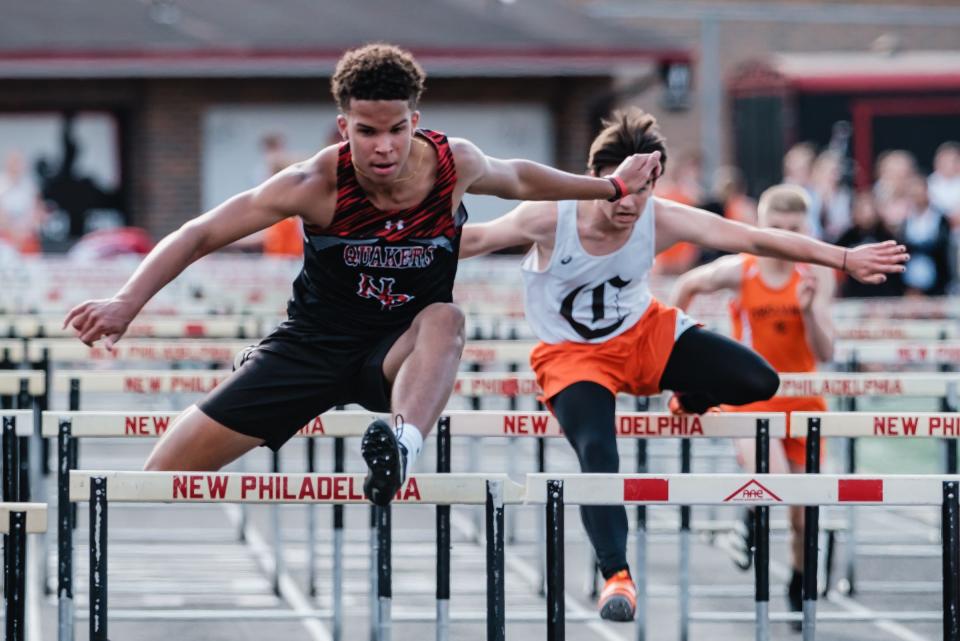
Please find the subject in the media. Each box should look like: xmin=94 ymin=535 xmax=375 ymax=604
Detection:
xmin=668 ymin=394 xmax=722 ymax=416
xmin=598 ymin=569 xmax=636 ymax=621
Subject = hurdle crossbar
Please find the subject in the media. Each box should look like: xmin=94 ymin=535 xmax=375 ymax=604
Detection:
xmin=43 ymin=410 xmax=787 ymax=439
xmin=28 ymin=338 xmax=252 ymax=363
xmin=0 ymin=371 xmax=44 ymax=396
xmin=836 ymin=340 xmax=960 ymax=365
xmin=69 ymin=471 xmax=525 ymax=505
xmin=791 ymin=412 xmax=960 ymax=438
xmin=3 ymin=316 xmax=260 ymax=339
xmin=41 ymin=367 xmax=960 ymax=400
xmin=1 ymin=412 xmax=35 ymax=437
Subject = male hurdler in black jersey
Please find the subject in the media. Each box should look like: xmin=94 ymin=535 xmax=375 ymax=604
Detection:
xmin=63 ymin=43 xmax=661 ymax=506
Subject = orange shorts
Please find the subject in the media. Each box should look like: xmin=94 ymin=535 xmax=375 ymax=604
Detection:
xmin=726 ymin=395 xmax=828 ymax=468
xmin=530 ymin=299 xmax=686 ymax=402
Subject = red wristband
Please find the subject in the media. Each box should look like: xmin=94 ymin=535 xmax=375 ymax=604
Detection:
xmin=607 ymin=176 xmax=628 ymax=202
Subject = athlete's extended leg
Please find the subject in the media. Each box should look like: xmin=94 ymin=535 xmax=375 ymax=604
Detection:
xmin=362 ymin=302 xmax=465 ymax=505
xmin=144 ymin=406 xmax=263 ymax=471
xmin=551 ymin=381 xmax=636 ymax=621
xmin=659 ymin=326 xmax=780 ymax=413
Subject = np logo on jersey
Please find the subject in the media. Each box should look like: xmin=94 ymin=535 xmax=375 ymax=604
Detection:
xmin=357 ymin=273 xmax=415 ymax=310
xmin=560 ymin=276 xmax=631 ymax=340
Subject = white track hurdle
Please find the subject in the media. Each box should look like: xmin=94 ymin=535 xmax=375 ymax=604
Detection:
xmin=793 ymin=411 xmax=960 ymax=597
xmin=67 ymin=471 xmax=522 ymax=641
xmin=0 ymin=501 xmax=47 ymax=641
xmin=46 ymin=409 xmax=785 ymax=641
xmin=529 ymin=473 xmax=960 ymax=641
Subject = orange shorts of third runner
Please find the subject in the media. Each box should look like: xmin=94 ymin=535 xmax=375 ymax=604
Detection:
xmin=727 ymin=395 xmax=828 ymax=468
xmin=530 ymin=299 xmax=690 ymax=402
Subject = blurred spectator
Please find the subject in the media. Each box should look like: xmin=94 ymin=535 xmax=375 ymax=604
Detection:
xmin=835 ymin=192 xmax=904 ymax=297
xmin=697 ymin=165 xmax=756 ymax=265
xmin=700 ymin=165 xmax=757 ymax=225
xmin=782 ymin=142 xmax=816 ymax=192
xmin=0 ymin=150 xmax=45 ymax=253
xmin=233 ymin=131 xmax=305 ymax=257
xmin=873 ymin=149 xmax=916 ymax=203
xmin=928 ymin=141 xmax=960 ymax=222
xmin=898 ymin=174 xmax=952 ymax=296
xmin=808 ymin=150 xmax=852 ymax=242
xmin=653 ymin=150 xmax=702 ymax=274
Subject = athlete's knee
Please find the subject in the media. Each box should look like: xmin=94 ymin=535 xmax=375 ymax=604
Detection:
xmin=419 ymin=303 xmax=466 ymax=344
xmin=745 ymin=360 xmax=780 ymax=402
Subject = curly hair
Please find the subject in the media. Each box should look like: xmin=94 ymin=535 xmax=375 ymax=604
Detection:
xmin=331 ymin=43 xmax=426 ymax=111
xmin=588 ymin=108 xmax=668 ymax=175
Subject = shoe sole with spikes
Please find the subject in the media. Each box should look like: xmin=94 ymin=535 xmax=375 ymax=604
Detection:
xmin=361 ymin=419 xmax=406 ymax=507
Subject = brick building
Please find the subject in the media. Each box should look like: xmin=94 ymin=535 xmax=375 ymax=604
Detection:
xmin=0 ymin=0 xmax=688 ymax=238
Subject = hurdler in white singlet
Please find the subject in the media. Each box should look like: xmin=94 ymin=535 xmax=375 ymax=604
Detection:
xmin=521 ymin=198 xmax=694 ymax=344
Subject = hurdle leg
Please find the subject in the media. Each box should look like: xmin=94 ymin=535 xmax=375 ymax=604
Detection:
xmin=333 ymin=437 xmax=345 ymax=641
xmin=635 ymin=439 xmax=647 ymax=641
xmin=306 ymin=438 xmax=317 ymax=597
xmin=377 ymin=505 xmax=392 ymax=641
xmin=370 ymin=506 xmax=379 ymax=641
xmin=679 ymin=438 xmax=692 ymax=641
xmin=537 ymin=436 xmax=547 ymax=596
xmin=4 ymin=416 xmax=20 ymax=600
xmin=487 ymin=480 xmax=505 ymax=641
xmin=803 ymin=418 xmax=821 ymax=641
xmin=754 ymin=419 xmax=770 ymax=641
xmin=271 ymin=450 xmax=283 ymax=596
xmin=236 ymin=455 xmax=248 ymax=542
xmin=942 ymin=480 xmax=960 ymax=641
xmin=58 ymin=420 xmax=74 ymax=641
xmin=546 ymin=479 xmax=564 ymax=641
xmin=90 ymin=476 xmax=108 ymax=641
xmin=6 ymin=511 xmax=26 ymax=641
xmin=436 ymin=418 xmax=451 ymax=641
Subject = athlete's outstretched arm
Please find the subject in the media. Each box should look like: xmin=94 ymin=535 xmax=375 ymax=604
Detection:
xmin=450 ymin=138 xmax=660 ymax=203
xmin=460 ymin=201 xmax=557 ymax=259
xmin=669 ymin=255 xmax=744 ymax=311
xmin=799 ymin=266 xmax=836 ymax=362
xmin=63 ymin=159 xmax=332 ymax=347
xmin=654 ymin=199 xmax=909 ymax=284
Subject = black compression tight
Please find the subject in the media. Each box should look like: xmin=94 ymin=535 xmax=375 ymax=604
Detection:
xmin=548 ymin=326 xmax=779 ymax=579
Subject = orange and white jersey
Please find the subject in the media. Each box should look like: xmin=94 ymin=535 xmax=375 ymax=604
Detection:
xmin=522 ymin=198 xmax=692 ymax=344
xmin=729 ymin=255 xmax=816 ymax=373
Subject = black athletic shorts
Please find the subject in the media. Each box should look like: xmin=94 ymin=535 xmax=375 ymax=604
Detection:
xmin=197 ymin=323 xmax=407 ymax=451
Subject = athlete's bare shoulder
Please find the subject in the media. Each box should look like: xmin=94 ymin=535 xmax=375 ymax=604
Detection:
xmin=264 ymin=144 xmax=339 ymax=225
xmin=446 ymin=137 xmax=485 ymax=183
xmin=512 ymin=200 xmax=559 ymax=246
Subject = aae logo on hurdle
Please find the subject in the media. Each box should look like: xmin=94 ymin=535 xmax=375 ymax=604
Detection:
xmin=723 ymin=479 xmax=782 ymax=503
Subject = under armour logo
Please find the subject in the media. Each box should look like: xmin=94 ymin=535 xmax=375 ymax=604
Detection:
xmin=560 ymin=256 xmax=573 ymax=265
xmin=385 ymin=219 xmax=405 ymax=231
xmin=357 ymin=273 xmax=415 ymax=310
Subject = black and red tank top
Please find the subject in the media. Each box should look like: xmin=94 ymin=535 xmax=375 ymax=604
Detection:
xmin=286 ymin=129 xmax=466 ymax=338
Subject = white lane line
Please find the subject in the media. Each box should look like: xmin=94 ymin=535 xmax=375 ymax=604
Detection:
xmin=827 ymin=592 xmax=931 ymax=641
xmin=770 ymin=559 xmax=930 ymax=641
xmin=450 ymin=509 xmax=629 ymax=641
xmin=222 ymin=504 xmax=332 ymax=641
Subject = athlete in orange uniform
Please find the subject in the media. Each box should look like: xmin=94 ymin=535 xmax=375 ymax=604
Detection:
xmin=671 ymin=184 xmax=835 ymax=627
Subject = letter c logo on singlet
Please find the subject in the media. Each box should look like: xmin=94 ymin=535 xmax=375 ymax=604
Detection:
xmin=559 ymin=276 xmax=631 ymax=340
